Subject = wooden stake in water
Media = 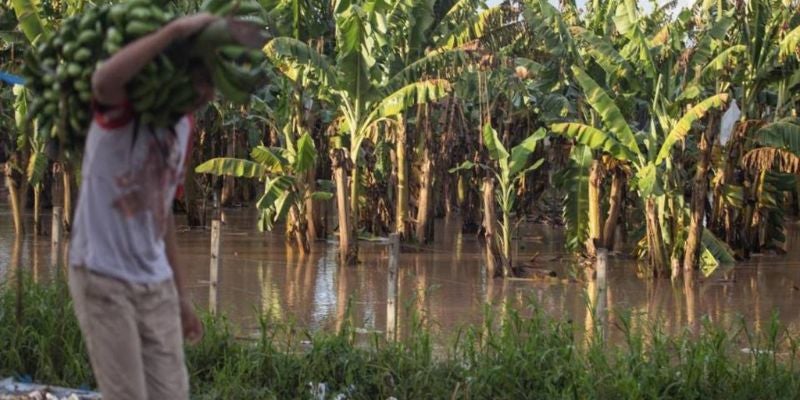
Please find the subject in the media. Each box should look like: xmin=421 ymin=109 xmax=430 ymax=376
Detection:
xmin=386 ymin=233 xmax=400 ymax=341
xmin=595 ymin=247 xmax=609 ymax=342
xmin=209 ymin=219 xmax=221 ymax=315
xmin=596 ymin=247 xmax=608 ymax=289
xmin=51 ymin=207 xmax=63 ymax=269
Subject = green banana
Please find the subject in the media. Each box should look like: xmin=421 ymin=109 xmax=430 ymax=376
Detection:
xmin=235 ymin=0 xmax=264 ymax=15
xmin=77 ymin=30 xmax=100 ymax=46
xmin=73 ymin=80 xmax=90 ymax=92
xmin=129 ymin=7 xmax=154 ymax=21
xmin=106 ymin=27 xmax=124 ymax=45
xmin=126 ymin=20 xmax=159 ymax=37
xmin=67 ymin=63 xmax=83 ymax=78
xmin=218 ymin=45 xmax=247 ymax=61
xmin=74 ymin=48 xmax=92 ymax=62
xmin=209 ymin=60 xmax=251 ymax=104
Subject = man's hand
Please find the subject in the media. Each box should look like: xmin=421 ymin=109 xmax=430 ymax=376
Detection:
xmin=167 ymin=13 xmax=218 ymax=39
xmin=180 ymin=298 xmax=204 ymax=344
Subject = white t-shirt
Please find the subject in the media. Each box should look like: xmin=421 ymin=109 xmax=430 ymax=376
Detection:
xmin=69 ymin=103 xmax=194 ymax=284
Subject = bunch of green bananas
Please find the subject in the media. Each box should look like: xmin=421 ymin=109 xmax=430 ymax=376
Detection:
xmin=23 ymin=5 xmax=114 ymax=160
xmin=22 ymin=0 xmax=270 ymax=161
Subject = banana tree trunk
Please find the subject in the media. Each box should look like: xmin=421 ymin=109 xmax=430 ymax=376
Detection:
xmin=62 ymin=167 xmax=73 ymax=232
xmin=481 ymin=178 xmax=504 ymax=277
xmin=602 ymin=171 xmax=624 ymax=251
xmin=304 ymin=168 xmax=318 ymax=244
xmin=349 ymin=163 xmax=359 ymax=238
xmin=395 ymin=116 xmax=409 ymax=239
xmin=289 ymin=205 xmax=310 ymax=253
xmin=586 ymin=159 xmax=603 ymax=257
xmin=33 ymin=185 xmax=42 ymax=235
xmin=332 ymin=149 xmax=356 ymax=265
xmin=645 ymin=197 xmax=668 ymax=277
xmin=414 ymin=106 xmax=435 ymax=244
xmin=500 ymin=204 xmax=513 ymax=278
xmin=5 ymin=159 xmax=25 ymax=236
xmin=683 ymin=114 xmax=718 ymax=271
xmin=415 ymin=150 xmax=433 ymax=244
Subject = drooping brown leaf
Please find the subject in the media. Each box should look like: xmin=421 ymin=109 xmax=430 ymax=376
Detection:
xmin=742 ymin=148 xmax=800 ymax=174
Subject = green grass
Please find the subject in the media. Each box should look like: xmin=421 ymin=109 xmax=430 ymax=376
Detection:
xmin=2 ymin=275 xmax=800 ymax=399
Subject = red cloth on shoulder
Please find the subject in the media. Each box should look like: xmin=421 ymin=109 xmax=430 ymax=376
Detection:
xmin=92 ymin=99 xmax=134 ymax=129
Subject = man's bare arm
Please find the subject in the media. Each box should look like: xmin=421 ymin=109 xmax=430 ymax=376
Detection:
xmin=92 ymin=13 xmax=216 ymax=105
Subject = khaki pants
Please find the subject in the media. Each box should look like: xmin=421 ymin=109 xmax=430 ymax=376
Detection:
xmin=69 ymin=266 xmax=189 ymax=400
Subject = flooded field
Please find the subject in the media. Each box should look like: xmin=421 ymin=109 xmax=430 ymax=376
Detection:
xmin=3 ymin=202 xmax=800 ymax=343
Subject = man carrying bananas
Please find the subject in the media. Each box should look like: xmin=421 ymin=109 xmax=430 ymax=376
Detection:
xmin=67 ymin=13 xmax=217 ymax=400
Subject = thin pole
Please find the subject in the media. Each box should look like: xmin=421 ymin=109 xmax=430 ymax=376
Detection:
xmin=209 ymin=219 xmax=221 ymax=315
xmin=386 ymin=233 xmax=400 ymax=341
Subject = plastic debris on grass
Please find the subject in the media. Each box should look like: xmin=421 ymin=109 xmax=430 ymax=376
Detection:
xmin=0 ymin=378 xmax=100 ymax=400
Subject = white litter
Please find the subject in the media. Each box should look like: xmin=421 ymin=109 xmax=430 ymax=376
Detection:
xmin=719 ymin=99 xmax=741 ymax=146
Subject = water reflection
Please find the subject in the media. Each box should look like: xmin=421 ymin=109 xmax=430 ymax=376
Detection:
xmin=3 ymin=205 xmax=800 ymax=341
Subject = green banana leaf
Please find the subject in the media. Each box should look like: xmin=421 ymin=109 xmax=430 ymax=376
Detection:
xmin=434 ymin=0 xmax=482 ymax=38
xmin=483 ymin=123 xmax=509 ymax=162
xmin=335 ymin=4 xmax=376 ymax=105
xmin=700 ymin=228 xmax=736 ymax=268
xmin=779 ymin=24 xmax=800 ymax=60
xmin=656 ymin=93 xmax=728 ymax=164
xmin=449 ymin=160 xmax=476 ymax=174
xmin=636 ymin=163 xmax=661 ymax=197
xmin=273 ymin=190 xmax=295 ymax=222
xmin=392 ymin=0 xmax=435 ymax=56
xmin=613 ymin=0 xmax=639 ymax=36
xmin=697 ymin=45 xmax=746 ymax=81
xmin=295 ymin=132 xmax=317 ymax=174
xmin=309 ymin=191 xmax=334 ymax=201
xmin=687 ymin=15 xmax=735 ymax=72
xmin=195 ymin=157 xmax=266 ymax=178
xmin=10 ymin=0 xmax=48 ymax=43
xmin=251 ymin=146 xmax=289 ymax=173
xmin=753 ymin=118 xmax=800 ymax=156
xmin=26 ymin=152 xmax=47 ymax=186
xmin=264 ymin=37 xmax=335 ymax=86
xmin=386 ymin=49 xmax=469 ymax=91
xmin=508 ymin=128 xmax=546 ymax=177
xmin=550 ymin=123 xmax=636 ymax=162
xmin=514 ymin=57 xmax=546 ymax=76
xmin=363 ymin=79 xmax=451 ymax=129
xmin=436 ymin=5 xmax=506 ymax=50
xmin=569 ymin=26 xmax=635 ymax=82
xmin=533 ymin=0 xmax=581 ymax=59
xmin=540 ymin=94 xmax=571 ymax=122
xmin=256 ymin=176 xmax=295 ymax=210
xmin=571 ymin=66 xmax=640 ymax=159
xmin=562 ymin=144 xmax=592 ymax=251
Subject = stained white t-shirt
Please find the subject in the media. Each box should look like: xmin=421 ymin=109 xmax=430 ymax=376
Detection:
xmin=69 ymin=103 xmax=194 ymax=284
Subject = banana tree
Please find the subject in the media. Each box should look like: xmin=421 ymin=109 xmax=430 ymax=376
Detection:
xmin=451 ymin=124 xmax=545 ymax=278
xmin=552 ymin=66 xmax=729 ymax=277
xmin=12 ymin=86 xmax=49 ymax=235
xmin=196 ymin=131 xmax=333 ymax=253
xmin=7 ymin=0 xmax=50 ymax=236
xmin=711 ymin=0 xmax=800 ymax=254
xmin=741 ymin=118 xmax=800 ymax=249
xmin=265 ymin=0 xmax=451 ymax=264
xmin=520 ymin=0 xmax=631 ymax=258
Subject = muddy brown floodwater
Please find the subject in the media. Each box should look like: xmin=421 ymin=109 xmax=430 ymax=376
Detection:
xmin=3 ymin=201 xmax=800 ymax=344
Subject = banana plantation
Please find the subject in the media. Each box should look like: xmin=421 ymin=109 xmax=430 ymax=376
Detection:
xmin=5 ymin=0 xmax=800 ymax=277
xmin=0 ymin=0 xmax=800 ymax=398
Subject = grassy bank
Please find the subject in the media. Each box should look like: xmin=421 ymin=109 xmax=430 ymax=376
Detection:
xmin=2 ymin=275 xmax=800 ymax=399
